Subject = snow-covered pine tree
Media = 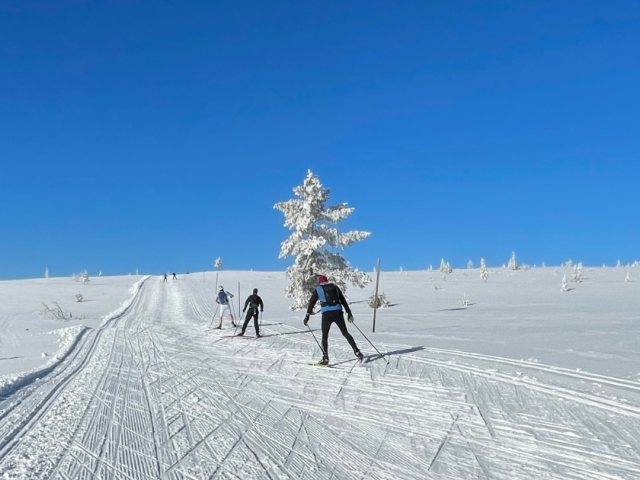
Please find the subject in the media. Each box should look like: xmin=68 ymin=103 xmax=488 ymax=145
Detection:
xmin=45 ymin=268 xmax=49 ymax=279
xmin=274 ymin=170 xmax=371 ymax=310
xmin=561 ymin=274 xmax=568 ymax=291
xmin=480 ymin=257 xmax=488 ymax=282
xmin=565 ymin=259 xmax=573 ymax=268
xmin=99 ymin=270 xmax=103 ymax=277
xmin=617 ymin=259 xmax=622 ymax=268
xmin=508 ymin=252 xmax=518 ymax=270
xmin=215 ymin=258 xmax=223 ymax=269
xmin=467 ymin=260 xmax=473 ymax=269
xmin=625 ymin=272 xmax=631 ymax=283
xmin=439 ymin=258 xmax=446 ymax=273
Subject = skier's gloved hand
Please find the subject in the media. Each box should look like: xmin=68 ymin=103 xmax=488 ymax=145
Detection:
xmin=303 ymin=314 xmax=310 ymax=326
xmin=347 ymin=314 xmax=354 ymax=323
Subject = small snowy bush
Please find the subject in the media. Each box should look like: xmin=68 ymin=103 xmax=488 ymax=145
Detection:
xmin=368 ymin=292 xmax=390 ymax=309
xmin=274 ymin=170 xmax=371 ymax=310
xmin=75 ymin=294 xmax=83 ymax=302
xmin=82 ymin=272 xmax=90 ymax=285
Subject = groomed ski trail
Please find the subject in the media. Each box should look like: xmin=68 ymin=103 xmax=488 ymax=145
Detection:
xmin=0 ymin=277 xmax=640 ymax=479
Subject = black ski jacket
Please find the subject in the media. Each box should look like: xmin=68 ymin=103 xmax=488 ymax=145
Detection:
xmin=306 ymin=283 xmax=352 ymax=316
xmin=243 ymin=294 xmax=264 ymax=312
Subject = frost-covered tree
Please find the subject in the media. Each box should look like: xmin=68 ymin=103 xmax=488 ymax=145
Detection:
xmin=45 ymin=268 xmax=49 ymax=279
xmin=462 ymin=292 xmax=469 ymax=307
xmin=215 ymin=258 xmax=223 ymax=269
xmin=508 ymin=252 xmax=518 ymax=271
xmin=467 ymin=260 xmax=473 ymax=269
xmin=565 ymin=259 xmax=573 ymax=268
xmin=439 ymin=259 xmax=452 ymax=274
xmin=561 ymin=274 xmax=568 ymax=292
xmin=572 ymin=263 xmax=583 ymax=283
xmin=617 ymin=259 xmax=622 ymax=268
xmin=480 ymin=257 xmax=488 ymax=282
xmin=99 ymin=270 xmax=103 ymax=277
xmin=274 ymin=170 xmax=371 ymax=310
xmin=428 ymin=265 xmax=433 ymax=272
xmin=625 ymin=272 xmax=631 ymax=283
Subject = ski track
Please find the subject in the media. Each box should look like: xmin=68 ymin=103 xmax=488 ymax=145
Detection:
xmin=0 ymin=277 xmax=639 ymax=479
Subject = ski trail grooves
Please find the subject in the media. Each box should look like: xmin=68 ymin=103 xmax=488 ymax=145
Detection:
xmin=0 ymin=277 xmax=639 ymax=479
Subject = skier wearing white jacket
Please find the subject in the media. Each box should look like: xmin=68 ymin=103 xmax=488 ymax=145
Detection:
xmin=215 ymin=286 xmax=236 ymax=329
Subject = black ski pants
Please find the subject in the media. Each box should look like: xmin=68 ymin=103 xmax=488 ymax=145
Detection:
xmin=321 ymin=310 xmax=358 ymax=358
xmin=241 ymin=308 xmax=260 ymax=336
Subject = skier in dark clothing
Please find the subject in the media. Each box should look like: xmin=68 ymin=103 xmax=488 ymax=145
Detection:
xmin=172 ymin=272 xmax=177 ymax=280
xmin=163 ymin=274 xmax=168 ymax=283
xmin=304 ymin=275 xmax=363 ymax=366
xmin=238 ymin=288 xmax=264 ymax=337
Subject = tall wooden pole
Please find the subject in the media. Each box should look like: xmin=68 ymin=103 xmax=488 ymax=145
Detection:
xmin=372 ymin=259 xmax=382 ymax=333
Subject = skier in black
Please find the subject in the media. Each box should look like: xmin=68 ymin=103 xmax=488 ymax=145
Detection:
xmin=238 ymin=288 xmax=264 ymax=337
xmin=163 ymin=274 xmax=168 ymax=283
xmin=304 ymin=275 xmax=363 ymax=366
xmin=172 ymin=272 xmax=177 ymax=280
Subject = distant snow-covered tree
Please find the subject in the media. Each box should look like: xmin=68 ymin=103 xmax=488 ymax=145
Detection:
xmin=76 ymin=294 xmax=83 ymax=303
xmin=274 ymin=170 xmax=371 ymax=310
xmin=439 ymin=259 xmax=452 ymax=274
xmin=428 ymin=265 xmax=433 ymax=272
xmin=480 ymin=257 xmax=488 ymax=282
xmin=99 ymin=270 xmax=103 ymax=277
xmin=542 ymin=262 xmax=546 ymax=267
xmin=617 ymin=259 xmax=622 ymax=268
xmin=82 ymin=272 xmax=90 ymax=285
xmin=561 ymin=274 xmax=568 ymax=292
xmin=467 ymin=260 xmax=473 ymax=269
xmin=368 ymin=292 xmax=390 ymax=309
xmin=45 ymin=268 xmax=49 ymax=279
xmin=565 ymin=259 xmax=573 ymax=268
xmin=215 ymin=258 xmax=223 ymax=269
xmin=572 ymin=263 xmax=583 ymax=283
xmin=625 ymin=272 xmax=631 ymax=283
xmin=508 ymin=252 xmax=518 ymax=271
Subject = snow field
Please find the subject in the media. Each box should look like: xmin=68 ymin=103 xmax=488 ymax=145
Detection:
xmin=0 ymin=268 xmax=639 ymax=478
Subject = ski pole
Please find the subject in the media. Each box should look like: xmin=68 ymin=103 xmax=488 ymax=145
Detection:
xmin=208 ymin=304 xmax=220 ymax=328
xmin=352 ymin=322 xmax=389 ymax=364
xmin=306 ymin=324 xmax=325 ymax=355
xmin=233 ymin=311 xmax=244 ymax=336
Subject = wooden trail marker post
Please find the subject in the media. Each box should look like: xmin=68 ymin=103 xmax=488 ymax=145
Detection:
xmin=372 ymin=258 xmax=382 ymax=333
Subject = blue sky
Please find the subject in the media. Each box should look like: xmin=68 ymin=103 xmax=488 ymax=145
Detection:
xmin=1 ymin=1 xmax=639 ymax=279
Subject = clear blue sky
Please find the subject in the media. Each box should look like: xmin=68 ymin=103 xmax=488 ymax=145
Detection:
xmin=1 ymin=1 xmax=639 ymax=279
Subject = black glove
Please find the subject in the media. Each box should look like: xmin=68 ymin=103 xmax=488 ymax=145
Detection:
xmin=347 ymin=313 xmax=354 ymax=323
xmin=261 ymin=309 xmax=264 ymax=313
xmin=304 ymin=314 xmax=310 ymax=326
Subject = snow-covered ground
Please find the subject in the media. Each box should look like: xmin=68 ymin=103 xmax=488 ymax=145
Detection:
xmin=0 ymin=275 xmax=147 ymax=378
xmin=0 ymin=267 xmax=639 ymax=479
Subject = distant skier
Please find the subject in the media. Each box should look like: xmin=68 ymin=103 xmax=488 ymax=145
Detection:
xmin=215 ymin=286 xmax=235 ymax=328
xmin=237 ymin=288 xmax=264 ymax=337
xmin=172 ymin=272 xmax=177 ymax=280
xmin=163 ymin=274 xmax=168 ymax=283
xmin=304 ymin=275 xmax=363 ymax=366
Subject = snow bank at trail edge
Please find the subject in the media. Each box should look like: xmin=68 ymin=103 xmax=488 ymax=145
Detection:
xmin=99 ymin=276 xmax=149 ymax=327
xmin=0 ymin=276 xmax=149 ymax=399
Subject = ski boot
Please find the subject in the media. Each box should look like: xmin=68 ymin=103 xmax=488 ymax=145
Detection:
xmin=215 ymin=325 xmax=222 ymax=330
xmin=316 ymin=356 xmax=330 ymax=366
xmin=231 ymin=322 xmax=237 ymax=327
xmin=355 ymin=350 xmax=364 ymax=361
xmin=236 ymin=332 xmax=244 ymax=337
xmin=256 ymin=333 xmax=261 ymax=338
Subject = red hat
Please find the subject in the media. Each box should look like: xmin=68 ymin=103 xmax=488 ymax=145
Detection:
xmin=318 ymin=275 xmax=328 ymax=284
